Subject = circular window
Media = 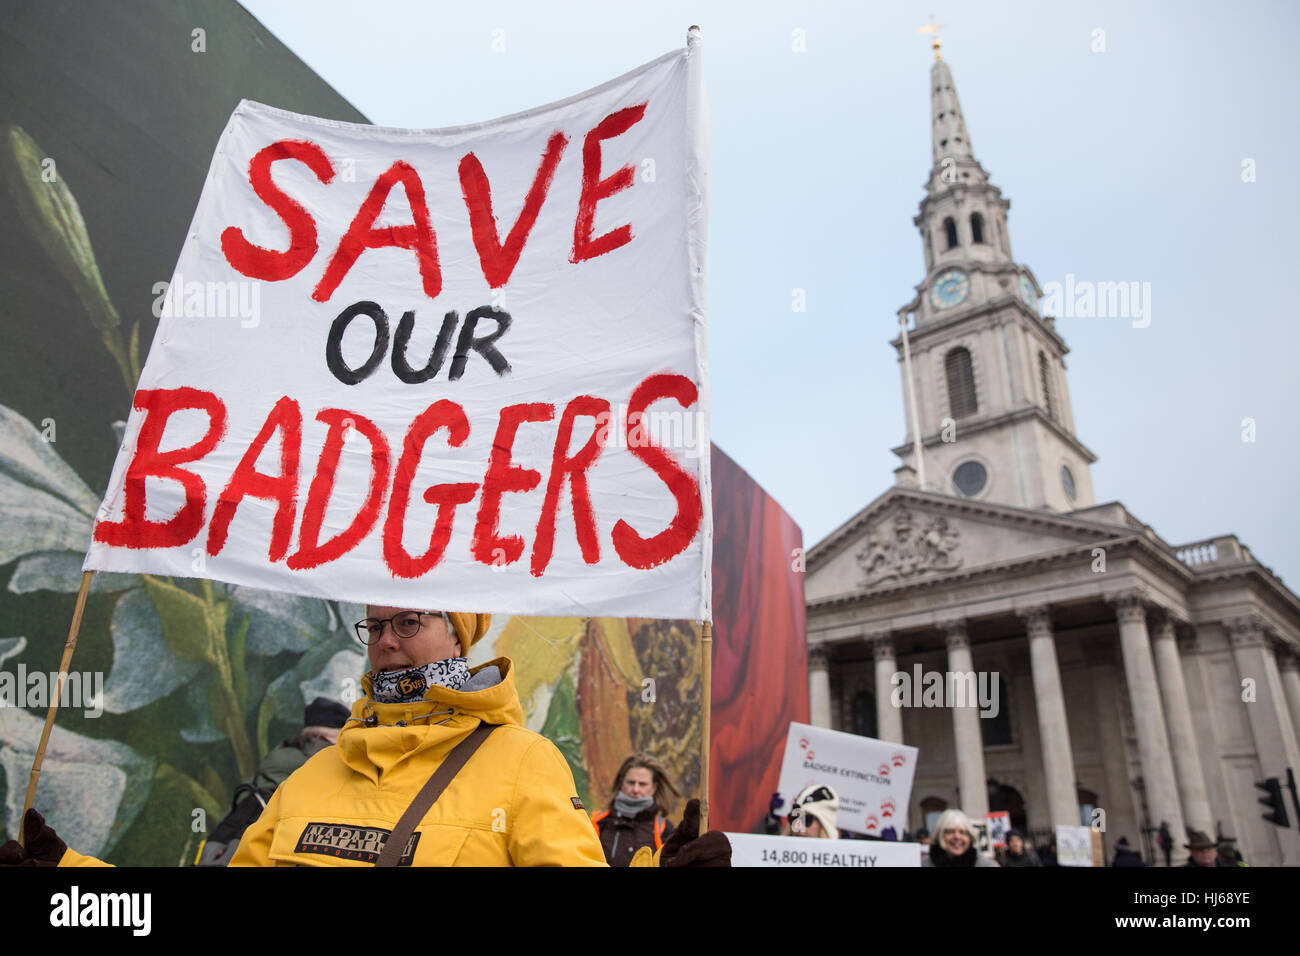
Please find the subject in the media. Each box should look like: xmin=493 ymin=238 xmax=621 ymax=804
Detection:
xmin=1061 ymin=465 xmax=1077 ymax=502
xmin=952 ymin=461 xmax=988 ymax=497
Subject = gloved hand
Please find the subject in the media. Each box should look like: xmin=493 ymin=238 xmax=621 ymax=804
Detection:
xmin=660 ymin=798 xmax=731 ymax=867
xmin=768 ymin=791 xmax=783 ymax=816
xmin=0 ymin=808 xmax=68 ymax=867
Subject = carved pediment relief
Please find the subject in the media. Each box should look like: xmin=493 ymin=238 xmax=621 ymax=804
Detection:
xmin=856 ymin=502 xmax=962 ymax=586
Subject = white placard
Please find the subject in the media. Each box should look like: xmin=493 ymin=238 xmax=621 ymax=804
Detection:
xmin=84 ymin=42 xmax=712 ymax=620
xmin=1056 ymin=824 xmax=1094 ymax=867
xmin=726 ymin=833 xmax=922 ymax=868
xmin=986 ymin=810 xmax=1011 ymax=848
xmin=775 ymin=722 xmax=918 ymax=837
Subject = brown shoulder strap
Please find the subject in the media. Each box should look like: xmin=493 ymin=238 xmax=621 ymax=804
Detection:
xmin=374 ymin=722 xmax=498 ymax=867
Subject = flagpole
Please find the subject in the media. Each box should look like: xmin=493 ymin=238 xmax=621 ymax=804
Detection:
xmin=700 ymin=619 xmax=712 ymax=833
xmin=18 ymin=569 xmax=95 ymax=848
xmin=899 ymin=308 xmax=926 ymax=490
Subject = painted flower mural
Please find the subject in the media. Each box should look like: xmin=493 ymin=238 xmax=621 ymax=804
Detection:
xmin=0 ymin=126 xmax=367 ymax=862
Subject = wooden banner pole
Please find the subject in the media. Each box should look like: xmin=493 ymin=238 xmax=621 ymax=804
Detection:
xmin=700 ymin=619 xmax=712 ymax=833
xmin=18 ymin=569 xmax=95 ymax=849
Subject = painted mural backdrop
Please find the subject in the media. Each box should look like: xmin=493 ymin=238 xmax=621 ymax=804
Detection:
xmin=0 ymin=1 xmax=807 ymax=864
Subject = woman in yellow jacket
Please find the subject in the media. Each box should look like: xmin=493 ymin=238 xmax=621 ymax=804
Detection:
xmin=226 ymin=606 xmax=608 ymax=867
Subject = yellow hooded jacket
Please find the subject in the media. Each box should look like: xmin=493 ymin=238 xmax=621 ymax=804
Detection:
xmin=60 ymin=657 xmax=613 ymax=867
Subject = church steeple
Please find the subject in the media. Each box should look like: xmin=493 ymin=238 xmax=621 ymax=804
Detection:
xmin=891 ymin=47 xmax=1099 ymax=513
xmin=931 ymin=58 xmax=977 ymax=169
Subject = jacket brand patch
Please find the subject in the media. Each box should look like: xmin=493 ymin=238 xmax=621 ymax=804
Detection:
xmin=295 ymin=822 xmax=420 ymax=865
xmin=571 ymin=796 xmax=585 ymax=810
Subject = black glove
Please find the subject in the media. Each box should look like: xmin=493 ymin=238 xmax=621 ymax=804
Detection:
xmin=0 ymin=808 xmax=68 ymax=867
xmin=661 ymin=798 xmax=731 ymax=867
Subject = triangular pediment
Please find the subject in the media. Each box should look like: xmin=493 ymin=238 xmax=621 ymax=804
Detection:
xmin=805 ymin=487 xmax=1126 ymax=603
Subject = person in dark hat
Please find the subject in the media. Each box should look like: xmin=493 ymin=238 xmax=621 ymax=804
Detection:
xmin=999 ymin=828 xmax=1041 ymax=866
xmin=1111 ymin=835 xmax=1146 ymax=867
xmin=1180 ymin=829 xmax=1222 ymax=867
xmin=1216 ymin=837 xmax=1247 ymax=867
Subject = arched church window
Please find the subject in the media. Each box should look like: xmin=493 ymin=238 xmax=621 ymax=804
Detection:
xmin=970 ymin=212 xmax=985 ymax=243
xmin=1038 ymin=351 xmax=1055 ymax=419
xmin=943 ymin=217 xmax=958 ymax=249
xmin=945 ymin=347 xmax=977 ymax=418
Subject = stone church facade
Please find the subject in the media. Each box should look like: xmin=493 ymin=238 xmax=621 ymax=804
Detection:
xmin=803 ymin=48 xmax=1300 ymax=866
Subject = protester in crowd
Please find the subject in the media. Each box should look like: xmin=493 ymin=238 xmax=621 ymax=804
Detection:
xmin=915 ymin=827 xmax=931 ymax=846
xmin=591 ymin=753 xmax=680 ymax=866
xmin=998 ymin=828 xmax=1041 ymax=867
xmin=1216 ymin=837 xmax=1247 ymax=867
xmin=1156 ymin=820 xmax=1173 ymax=867
xmin=2 ymin=607 xmax=730 ymax=868
xmin=1110 ymin=836 xmax=1146 ymax=867
xmin=195 ymin=696 xmax=351 ymax=866
xmin=922 ymin=808 xmax=998 ymax=867
xmin=1180 ymin=830 xmax=1224 ymax=867
xmin=1036 ymin=835 xmax=1059 ymax=866
xmin=788 ymin=784 xmax=839 ymax=839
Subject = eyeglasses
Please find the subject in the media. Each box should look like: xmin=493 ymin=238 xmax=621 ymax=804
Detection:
xmin=354 ymin=611 xmax=452 ymax=646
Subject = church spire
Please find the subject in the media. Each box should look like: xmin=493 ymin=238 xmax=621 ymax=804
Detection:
xmin=931 ymin=57 xmax=976 ymax=168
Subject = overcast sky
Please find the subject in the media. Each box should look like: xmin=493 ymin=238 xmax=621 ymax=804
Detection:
xmin=237 ymin=0 xmax=1300 ymax=592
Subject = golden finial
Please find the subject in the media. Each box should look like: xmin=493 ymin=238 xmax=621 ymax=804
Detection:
xmin=917 ymin=13 xmax=946 ymax=60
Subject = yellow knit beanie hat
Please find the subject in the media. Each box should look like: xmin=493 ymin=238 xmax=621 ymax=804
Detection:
xmin=446 ymin=612 xmax=492 ymax=651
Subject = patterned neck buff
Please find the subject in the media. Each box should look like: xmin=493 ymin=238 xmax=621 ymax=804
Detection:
xmin=370 ymin=658 xmax=472 ymax=703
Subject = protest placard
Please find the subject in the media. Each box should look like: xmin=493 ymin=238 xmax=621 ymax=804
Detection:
xmin=726 ymin=833 xmax=922 ymax=867
xmin=775 ymin=722 xmax=918 ymax=836
xmin=1056 ymin=824 xmax=1094 ymax=867
xmin=986 ymin=810 xmax=1011 ymax=848
xmin=83 ymin=46 xmax=711 ymax=621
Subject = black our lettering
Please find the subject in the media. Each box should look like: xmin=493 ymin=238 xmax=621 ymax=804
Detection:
xmin=326 ymin=301 xmax=511 ymax=384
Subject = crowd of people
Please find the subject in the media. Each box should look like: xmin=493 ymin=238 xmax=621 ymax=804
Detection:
xmin=760 ymin=784 xmax=1251 ymax=868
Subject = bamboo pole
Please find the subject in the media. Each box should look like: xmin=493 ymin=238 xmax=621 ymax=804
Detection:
xmin=18 ymin=569 xmax=95 ymax=849
xmin=700 ymin=619 xmax=712 ymax=833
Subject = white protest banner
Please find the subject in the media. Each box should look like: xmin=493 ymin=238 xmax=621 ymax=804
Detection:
xmin=775 ymin=722 xmax=918 ymax=836
xmin=986 ymin=810 xmax=1011 ymax=848
xmin=726 ymin=834 xmax=922 ymax=868
xmin=83 ymin=41 xmax=711 ymax=620
xmin=1056 ymin=824 xmax=1094 ymax=867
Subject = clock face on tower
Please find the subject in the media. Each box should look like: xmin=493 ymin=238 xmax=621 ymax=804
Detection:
xmin=930 ymin=269 xmax=970 ymax=310
xmin=1019 ymin=275 xmax=1037 ymax=309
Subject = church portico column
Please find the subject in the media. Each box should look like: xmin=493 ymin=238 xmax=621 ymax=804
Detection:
xmin=1228 ymin=619 xmax=1300 ymax=864
xmin=1019 ymin=606 xmax=1078 ymax=828
xmin=1110 ymin=591 xmax=1186 ymax=854
xmin=1150 ymin=612 xmax=1214 ymax=835
xmin=943 ymin=620 xmax=989 ymax=820
xmin=809 ymin=645 xmax=832 ymax=729
xmin=873 ymin=634 xmax=903 ymax=744
xmin=1279 ymin=651 xmax=1300 ymax=757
